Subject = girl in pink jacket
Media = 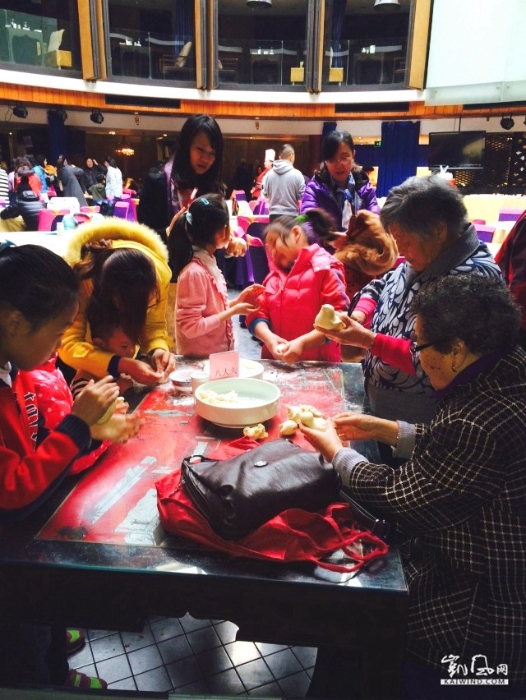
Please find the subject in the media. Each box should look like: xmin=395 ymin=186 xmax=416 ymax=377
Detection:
xmin=169 ymin=195 xmax=263 ymax=357
xmin=246 ymin=209 xmax=349 ymax=363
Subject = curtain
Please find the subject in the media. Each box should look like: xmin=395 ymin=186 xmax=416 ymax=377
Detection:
xmin=175 ymin=0 xmax=194 ymax=44
xmin=330 ymin=0 xmax=346 ymax=67
xmin=376 ymin=121 xmax=420 ymax=198
xmin=48 ymin=111 xmax=67 ymax=164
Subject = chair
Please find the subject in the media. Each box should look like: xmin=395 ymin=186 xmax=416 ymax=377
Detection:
xmin=159 ymin=41 xmax=193 ymax=78
xmin=471 ymin=219 xmax=486 ymax=225
xmin=474 ymin=224 xmax=496 ymax=243
xmin=234 ymin=189 xmax=247 ymax=202
xmin=498 ymin=209 xmax=524 ymax=222
xmin=113 ymin=201 xmax=130 ymax=219
xmin=246 ymin=222 xmax=270 ymax=284
xmin=253 ymin=198 xmax=269 ymax=215
xmin=290 ymin=63 xmax=305 ymax=84
xmin=44 ymin=29 xmax=72 ymax=69
xmin=38 ymin=208 xmax=66 ymax=232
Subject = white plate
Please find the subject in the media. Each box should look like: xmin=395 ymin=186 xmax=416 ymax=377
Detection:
xmin=202 ymin=358 xmax=264 ymax=380
xmin=195 ymin=377 xmax=280 ymax=427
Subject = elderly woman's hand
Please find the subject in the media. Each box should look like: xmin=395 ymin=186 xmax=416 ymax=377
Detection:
xmin=333 ymin=412 xmax=399 ymax=446
xmin=299 ymin=420 xmax=343 ymax=463
xmin=315 ymin=313 xmax=374 ymax=349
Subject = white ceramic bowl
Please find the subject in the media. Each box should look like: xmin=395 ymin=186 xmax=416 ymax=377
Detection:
xmin=202 ymin=358 xmax=264 ymax=381
xmin=195 ymin=378 xmax=280 ymax=428
xmin=169 ymin=368 xmax=194 ymax=393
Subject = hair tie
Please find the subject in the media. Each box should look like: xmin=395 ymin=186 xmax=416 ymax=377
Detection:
xmin=295 ymin=214 xmax=308 ymax=224
xmin=201 ymin=198 xmax=209 ymax=205
xmin=0 ymin=241 xmax=15 ymax=257
xmin=185 ymin=211 xmax=193 ymax=226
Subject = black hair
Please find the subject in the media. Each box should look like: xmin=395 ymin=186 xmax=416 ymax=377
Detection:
xmin=75 ymin=243 xmax=158 ymax=343
xmin=264 ymin=208 xmax=336 ymax=247
xmin=171 ymin=114 xmax=225 ymax=196
xmin=168 ymin=194 xmax=229 ymax=281
xmin=104 ymin=156 xmax=118 ymax=168
xmin=0 ymin=244 xmax=78 ymax=330
xmin=316 ymin=130 xmax=360 ymax=186
xmin=412 ymin=274 xmax=520 ymax=356
xmin=86 ymin=296 xmax=124 ymax=343
xmin=380 ymin=175 xmax=469 ymax=240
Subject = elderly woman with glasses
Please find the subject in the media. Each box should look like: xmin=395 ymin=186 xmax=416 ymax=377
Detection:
xmin=300 ymin=129 xmax=380 ymax=236
xmin=304 ymin=274 xmax=526 ymax=699
xmin=316 ymin=176 xmax=502 ymax=460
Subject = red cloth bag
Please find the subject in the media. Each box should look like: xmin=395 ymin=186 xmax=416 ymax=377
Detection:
xmin=156 ymin=468 xmax=388 ymax=574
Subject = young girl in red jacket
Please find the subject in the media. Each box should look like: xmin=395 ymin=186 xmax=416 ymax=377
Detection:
xmin=0 ymin=242 xmax=141 ymax=690
xmin=246 ymin=208 xmax=350 ymax=363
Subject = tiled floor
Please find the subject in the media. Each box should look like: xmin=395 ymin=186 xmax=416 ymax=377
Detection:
xmin=71 ymin=302 xmax=316 ymax=696
xmin=72 ymin=615 xmax=315 ymax=696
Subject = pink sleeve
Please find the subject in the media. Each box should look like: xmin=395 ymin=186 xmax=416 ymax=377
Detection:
xmin=370 ymin=334 xmax=416 ymax=376
xmin=354 ymin=297 xmax=376 ymax=327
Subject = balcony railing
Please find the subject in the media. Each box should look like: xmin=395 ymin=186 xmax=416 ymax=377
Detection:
xmin=109 ymin=28 xmax=195 ymax=82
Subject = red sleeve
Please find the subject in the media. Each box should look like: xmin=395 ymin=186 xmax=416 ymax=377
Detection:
xmin=370 ymin=334 xmax=416 ymax=376
xmin=0 ymin=429 xmax=82 ymax=512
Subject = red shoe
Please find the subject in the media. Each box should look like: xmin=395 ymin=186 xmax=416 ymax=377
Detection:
xmin=64 ymin=669 xmax=108 ymax=690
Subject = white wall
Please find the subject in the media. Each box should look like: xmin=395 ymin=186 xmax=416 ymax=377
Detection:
xmin=425 ymin=0 xmax=526 ymax=105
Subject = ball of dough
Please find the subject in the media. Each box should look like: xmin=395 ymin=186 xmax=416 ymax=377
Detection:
xmin=314 ymin=304 xmax=345 ymax=331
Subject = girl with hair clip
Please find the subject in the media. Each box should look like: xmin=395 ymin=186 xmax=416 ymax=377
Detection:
xmin=245 ymin=209 xmax=350 ymax=363
xmin=0 ymin=242 xmax=141 ymax=690
xmin=169 ymin=194 xmax=264 ymax=357
xmin=59 ymin=218 xmax=175 ymax=384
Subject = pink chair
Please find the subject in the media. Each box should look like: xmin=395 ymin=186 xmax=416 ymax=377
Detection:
xmin=113 ymin=201 xmax=130 ymax=219
xmin=471 ymin=219 xmax=486 ymax=225
xmin=498 ymin=209 xmax=524 ymax=222
xmin=474 ymin=224 xmax=496 ymax=243
xmin=38 ymin=208 xmax=68 ymax=231
xmin=81 ymin=205 xmax=100 ymax=214
xmin=253 ymin=198 xmax=269 ymax=215
xmin=234 ymin=189 xmax=247 ymax=202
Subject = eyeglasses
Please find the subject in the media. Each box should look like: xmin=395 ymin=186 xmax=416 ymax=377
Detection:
xmin=326 ymin=154 xmax=353 ymax=165
xmin=410 ymin=333 xmax=447 ymax=354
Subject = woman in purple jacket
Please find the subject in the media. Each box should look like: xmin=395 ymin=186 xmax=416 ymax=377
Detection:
xmin=301 ymin=130 xmax=379 ymax=239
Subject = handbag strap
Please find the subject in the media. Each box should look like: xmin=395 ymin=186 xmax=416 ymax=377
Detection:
xmin=305 ymin=506 xmax=389 ymax=573
xmin=306 ymin=534 xmax=388 ymax=574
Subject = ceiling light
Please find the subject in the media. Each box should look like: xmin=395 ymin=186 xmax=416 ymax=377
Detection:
xmin=48 ymin=108 xmax=68 ymax=123
xmin=246 ymin=0 xmax=272 ymax=8
xmin=500 ymin=116 xmax=515 ymax=130
xmin=374 ymin=0 xmax=401 ymax=10
xmin=90 ymin=109 xmax=104 ymax=124
xmin=12 ymin=103 xmax=28 ymax=119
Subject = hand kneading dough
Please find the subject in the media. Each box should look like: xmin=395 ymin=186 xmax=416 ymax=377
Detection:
xmin=279 ymin=419 xmax=298 ymax=436
xmin=286 ymin=404 xmax=327 ymax=432
xmin=243 ymin=423 xmax=268 ymax=440
xmin=314 ymin=304 xmax=345 ymax=331
xmin=96 ymin=398 xmax=118 ymax=425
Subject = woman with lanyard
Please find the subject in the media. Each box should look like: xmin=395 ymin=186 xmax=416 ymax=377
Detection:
xmin=300 ymin=129 xmax=379 ymax=244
